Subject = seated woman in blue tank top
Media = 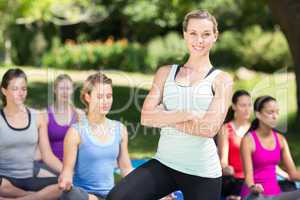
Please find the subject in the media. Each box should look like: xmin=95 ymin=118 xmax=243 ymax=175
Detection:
xmin=58 ymin=72 xmax=133 ymax=200
xmin=0 ymin=68 xmax=63 ymax=199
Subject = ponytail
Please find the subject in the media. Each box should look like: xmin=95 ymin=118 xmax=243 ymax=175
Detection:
xmin=223 ymin=106 xmax=234 ymax=124
xmin=248 ymin=118 xmax=259 ymax=133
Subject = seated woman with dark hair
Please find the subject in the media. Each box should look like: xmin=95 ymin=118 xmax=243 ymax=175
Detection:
xmin=217 ymin=90 xmax=252 ymax=200
xmin=240 ymin=96 xmax=300 ymax=200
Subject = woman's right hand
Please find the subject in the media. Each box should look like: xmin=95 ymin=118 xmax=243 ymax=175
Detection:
xmin=249 ymin=184 xmax=264 ymax=194
xmin=222 ymin=165 xmax=235 ymax=176
xmin=58 ymin=171 xmax=73 ymax=191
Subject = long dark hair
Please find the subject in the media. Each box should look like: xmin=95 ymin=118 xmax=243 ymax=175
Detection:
xmin=223 ymin=90 xmax=251 ymax=124
xmin=248 ymin=95 xmax=276 ymax=132
xmin=0 ymin=68 xmax=27 ymax=106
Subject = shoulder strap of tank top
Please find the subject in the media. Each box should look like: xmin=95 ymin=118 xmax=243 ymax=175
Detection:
xmin=206 ymin=69 xmax=221 ymax=96
xmin=76 ymin=115 xmax=89 ymax=141
xmin=70 ymin=106 xmax=79 ymax=124
xmin=204 ymin=67 xmax=216 ymax=78
xmin=250 ymin=130 xmax=263 ymax=151
xmin=116 ymin=121 xmax=122 ymax=144
xmin=205 ymin=69 xmax=221 ymax=82
xmin=47 ymin=106 xmax=54 ymax=121
xmin=164 ymin=64 xmax=179 ymax=82
xmin=272 ymin=130 xmax=281 ymax=150
xmin=0 ymin=108 xmax=5 ymax=120
xmin=226 ymin=122 xmax=235 ymax=138
xmin=174 ymin=64 xmax=183 ymax=79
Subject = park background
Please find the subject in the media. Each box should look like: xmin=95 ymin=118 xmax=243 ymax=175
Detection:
xmin=0 ymin=0 xmax=299 ymax=163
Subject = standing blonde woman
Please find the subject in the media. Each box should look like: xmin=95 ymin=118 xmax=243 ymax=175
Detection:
xmin=107 ymin=10 xmax=233 ymax=200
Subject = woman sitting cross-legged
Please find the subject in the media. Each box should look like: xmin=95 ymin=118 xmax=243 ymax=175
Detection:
xmin=58 ymin=72 xmax=133 ymax=200
xmin=240 ymin=96 xmax=300 ymax=200
xmin=0 ymin=68 xmax=62 ymax=200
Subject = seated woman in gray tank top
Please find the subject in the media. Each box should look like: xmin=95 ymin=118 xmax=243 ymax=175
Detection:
xmin=0 ymin=68 xmax=63 ymax=199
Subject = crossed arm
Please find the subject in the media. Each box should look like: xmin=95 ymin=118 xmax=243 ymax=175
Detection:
xmin=141 ymin=65 xmax=233 ymax=138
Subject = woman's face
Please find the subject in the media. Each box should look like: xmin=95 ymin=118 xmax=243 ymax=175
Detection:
xmin=55 ymin=79 xmax=73 ymax=103
xmin=85 ymin=83 xmax=113 ymax=115
xmin=257 ymin=100 xmax=279 ymax=128
xmin=233 ymin=95 xmax=252 ymax=121
xmin=1 ymin=77 xmax=27 ymax=106
xmin=183 ymin=18 xmax=217 ymax=57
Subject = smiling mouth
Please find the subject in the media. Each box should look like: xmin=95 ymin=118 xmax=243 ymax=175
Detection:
xmin=192 ymin=46 xmax=204 ymax=51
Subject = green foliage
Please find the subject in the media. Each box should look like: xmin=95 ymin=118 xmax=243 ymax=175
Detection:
xmin=146 ymin=32 xmax=187 ymax=71
xmin=41 ymin=28 xmax=292 ymax=73
xmin=239 ymin=25 xmax=292 ymax=72
xmin=42 ymin=32 xmax=188 ymax=72
xmin=0 ymin=0 xmax=292 ymax=73
xmin=41 ymin=38 xmax=146 ymax=71
xmin=198 ymin=0 xmax=272 ymax=31
xmin=211 ymin=25 xmax=292 ymax=72
xmin=211 ymin=30 xmax=243 ymax=68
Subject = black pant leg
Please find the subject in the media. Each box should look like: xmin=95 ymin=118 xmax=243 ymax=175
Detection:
xmin=107 ymin=159 xmax=178 ymax=200
xmin=171 ymin=170 xmax=222 ymax=200
xmin=6 ymin=176 xmax=57 ymax=191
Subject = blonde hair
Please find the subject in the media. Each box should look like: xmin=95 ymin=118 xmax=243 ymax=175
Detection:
xmin=53 ymin=74 xmax=73 ymax=90
xmin=80 ymin=72 xmax=112 ymax=108
xmin=53 ymin=74 xmax=74 ymax=105
xmin=182 ymin=10 xmax=218 ymax=34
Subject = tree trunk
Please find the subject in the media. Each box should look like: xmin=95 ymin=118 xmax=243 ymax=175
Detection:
xmin=267 ymin=0 xmax=300 ymax=123
xmin=4 ymin=31 xmax=12 ymax=65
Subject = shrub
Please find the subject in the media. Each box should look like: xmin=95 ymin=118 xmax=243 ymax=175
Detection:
xmin=211 ymin=30 xmax=243 ymax=69
xmin=146 ymin=32 xmax=187 ymax=71
xmin=239 ymin=25 xmax=292 ymax=72
xmin=42 ymin=38 xmax=146 ymax=71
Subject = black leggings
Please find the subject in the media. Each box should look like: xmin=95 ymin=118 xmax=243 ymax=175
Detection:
xmin=107 ymin=159 xmax=221 ymax=200
xmin=221 ymin=176 xmax=244 ymax=197
xmin=0 ymin=176 xmax=57 ymax=191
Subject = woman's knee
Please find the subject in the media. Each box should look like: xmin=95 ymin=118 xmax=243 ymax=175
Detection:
xmin=0 ymin=178 xmax=18 ymax=197
xmin=60 ymin=187 xmax=88 ymax=200
xmin=106 ymin=187 xmax=125 ymax=200
xmin=0 ymin=178 xmax=12 ymax=191
xmin=106 ymin=185 xmax=139 ymax=200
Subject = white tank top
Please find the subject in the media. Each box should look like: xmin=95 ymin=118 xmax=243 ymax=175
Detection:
xmin=154 ymin=64 xmax=222 ymax=178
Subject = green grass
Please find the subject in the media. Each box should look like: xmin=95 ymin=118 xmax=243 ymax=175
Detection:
xmin=1 ymin=66 xmax=300 ymax=163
